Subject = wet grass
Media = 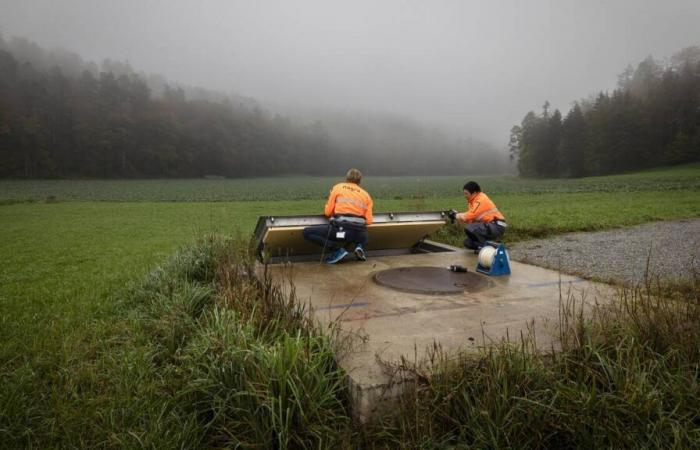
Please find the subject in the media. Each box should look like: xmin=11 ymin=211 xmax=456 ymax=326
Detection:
xmin=1 ymin=164 xmax=699 ymax=447
xmin=1 ymin=237 xmax=353 ymax=448
xmin=3 ymin=236 xmax=698 ymax=448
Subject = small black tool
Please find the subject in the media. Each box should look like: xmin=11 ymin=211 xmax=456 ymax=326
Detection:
xmin=446 ymin=209 xmax=458 ymax=224
xmin=449 ymin=264 xmax=468 ymax=273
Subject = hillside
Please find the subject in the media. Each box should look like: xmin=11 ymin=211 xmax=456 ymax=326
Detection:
xmin=0 ymin=35 xmax=507 ymax=178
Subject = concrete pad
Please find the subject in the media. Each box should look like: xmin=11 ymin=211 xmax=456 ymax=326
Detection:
xmin=266 ymin=246 xmax=612 ymax=422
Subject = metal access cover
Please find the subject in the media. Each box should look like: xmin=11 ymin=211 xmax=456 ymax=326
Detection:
xmin=373 ymin=266 xmax=492 ymax=295
xmin=254 ymin=211 xmax=449 ymax=261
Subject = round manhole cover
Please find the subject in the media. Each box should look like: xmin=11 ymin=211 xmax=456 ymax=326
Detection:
xmin=373 ymin=266 xmax=492 ymax=295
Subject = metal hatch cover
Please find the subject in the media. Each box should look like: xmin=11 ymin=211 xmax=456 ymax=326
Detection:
xmin=254 ymin=211 xmax=449 ymax=261
xmin=373 ymin=266 xmax=493 ymax=295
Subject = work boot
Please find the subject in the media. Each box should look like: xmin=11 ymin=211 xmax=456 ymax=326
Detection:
xmin=325 ymin=248 xmax=348 ymax=264
xmin=354 ymin=244 xmax=367 ymax=261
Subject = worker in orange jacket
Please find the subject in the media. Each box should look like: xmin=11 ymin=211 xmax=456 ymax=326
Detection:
xmin=449 ymin=181 xmax=506 ymax=251
xmin=303 ymin=168 xmax=374 ymax=263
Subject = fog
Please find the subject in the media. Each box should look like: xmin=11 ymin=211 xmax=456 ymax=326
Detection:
xmin=1 ymin=0 xmax=699 ymax=146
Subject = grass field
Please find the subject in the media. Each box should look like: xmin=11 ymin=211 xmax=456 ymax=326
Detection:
xmin=1 ymin=163 xmax=699 ymax=202
xmin=1 ymin=164 xmax=699 ymax=447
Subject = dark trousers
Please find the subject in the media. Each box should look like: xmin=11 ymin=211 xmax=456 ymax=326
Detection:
xmin=463 ymin=222 xmax=505 ymax=250
xmin=303 ymin=224 xmax=368 ymax=251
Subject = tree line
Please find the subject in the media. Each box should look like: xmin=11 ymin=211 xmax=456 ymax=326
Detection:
xmin=0 ymin=36 xmax=334 ymax=178
xmin=0 ymin=35 xmax=506 ymax=178
xmin=509 ymin=47 xmax=700 ymax=177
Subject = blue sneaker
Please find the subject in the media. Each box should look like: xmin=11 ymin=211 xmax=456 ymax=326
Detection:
xmin=354 ymin=244 xmax=367 ymax=261
xmin=325 ymin=248 xmax=348 ymax=264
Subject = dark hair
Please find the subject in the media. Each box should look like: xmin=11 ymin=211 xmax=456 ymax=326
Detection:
xmin=463 ymin=181 xmax=481 ymax=193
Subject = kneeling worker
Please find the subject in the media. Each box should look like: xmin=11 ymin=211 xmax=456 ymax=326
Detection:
xmin=450 ymin=181 xmax=506 ymax=251
xmin=303 ymin=168 xmax=374 ymax=264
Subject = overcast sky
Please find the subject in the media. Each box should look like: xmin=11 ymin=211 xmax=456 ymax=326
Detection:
xmin=1 ymin=0 xmax=699 ymax=145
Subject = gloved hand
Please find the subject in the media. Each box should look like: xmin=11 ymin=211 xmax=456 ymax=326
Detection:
xmin=446 ymin=209 xmax=458 ymax=224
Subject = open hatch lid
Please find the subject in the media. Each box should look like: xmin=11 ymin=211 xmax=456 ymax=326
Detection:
xmin=254 ymin=211 xmax=449 ymax=262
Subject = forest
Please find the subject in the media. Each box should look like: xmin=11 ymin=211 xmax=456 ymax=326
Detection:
xmin=510 ymin=47 xmax=700 ymax=177
xmin=0 ymin=35 xmax=505 ymax=178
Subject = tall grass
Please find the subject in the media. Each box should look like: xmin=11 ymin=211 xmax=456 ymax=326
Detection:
xmin=1 ymin=236 xmax=352 ymax=449
xmin=3 ymin=234 xmax=699 ymax=448
xmin=367 ymin=276 xmax=700 ymax=449
xmin=123 ymin=236 xmax=352 ymax=449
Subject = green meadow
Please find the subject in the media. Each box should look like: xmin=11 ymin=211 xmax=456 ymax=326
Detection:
xmin=2 ymin=163 xmax=699 ymax=202
xmin=1 ymin=164 xmax=699 ymax=447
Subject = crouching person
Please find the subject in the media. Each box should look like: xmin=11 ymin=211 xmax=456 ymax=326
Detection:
xmin=303 ymin=168 xmax=374 ymax=264
xmin=454 ymin=181 xmax=506 ymax=251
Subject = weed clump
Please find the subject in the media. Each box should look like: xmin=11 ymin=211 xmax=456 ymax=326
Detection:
xmin=122 ymin=235 xmax=351 ymax=449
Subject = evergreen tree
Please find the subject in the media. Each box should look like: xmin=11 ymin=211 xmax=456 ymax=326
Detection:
xmin=558 ymin=103 xmax=586 ymax=177
xmin=543 ymin=109 xmax=562 ymax=177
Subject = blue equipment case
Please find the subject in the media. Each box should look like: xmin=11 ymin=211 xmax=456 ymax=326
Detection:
xmin=476 ymin=242 xmax=511 ymax=276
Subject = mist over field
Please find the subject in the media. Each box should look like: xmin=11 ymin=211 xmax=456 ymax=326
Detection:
xmin=0 ymin=0 xmax=699 ymax=177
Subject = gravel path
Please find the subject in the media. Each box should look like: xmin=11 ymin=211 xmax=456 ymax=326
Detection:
xmin=509 ymin=219 xmax=700 ymax=285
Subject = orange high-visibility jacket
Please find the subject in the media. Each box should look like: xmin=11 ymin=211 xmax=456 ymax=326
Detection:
xmin=324 ymin=182 xmax=374 ymax=225
xmin=459 ymin=192 xmax=505 ymax=223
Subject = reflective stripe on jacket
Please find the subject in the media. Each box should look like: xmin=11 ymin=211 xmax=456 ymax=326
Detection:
xmin=325 ymin=182 xmax=374 ymax=225
xmin=462 ymin=192 xmax=504 ymax=223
